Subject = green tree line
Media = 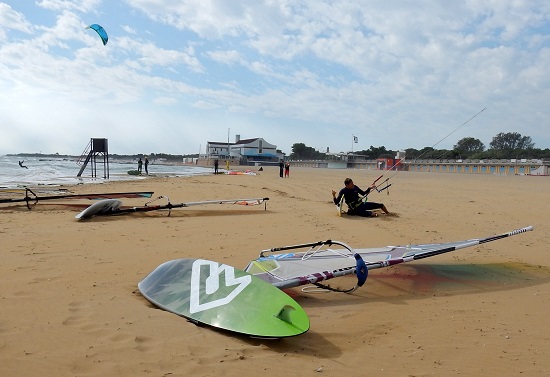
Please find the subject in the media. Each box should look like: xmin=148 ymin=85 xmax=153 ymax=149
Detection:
xmin=290 ymin=132 xmax=550 ymax=160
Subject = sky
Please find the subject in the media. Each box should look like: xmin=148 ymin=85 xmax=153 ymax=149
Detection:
xmin=1 ymin=1 xmax=549 ymax=156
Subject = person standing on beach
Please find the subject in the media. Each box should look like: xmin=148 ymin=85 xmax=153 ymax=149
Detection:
xmin=137 ymin=158 xmax=143 ymax=173
xmin=279 ymin=160 xmax=284 ymax=178
xmin=332 ymin=178 xmax=390 ymax=217
xmin=144 ymin=157 xmax=149 ymax=175
xmin=214 ymin=159 xmax=219 ymax=174
xmin=284 ymin=162 xmax=290 ymax=178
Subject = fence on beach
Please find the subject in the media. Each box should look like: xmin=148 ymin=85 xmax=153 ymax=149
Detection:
xmin=288 ymin=158 xmax=550 ymax=175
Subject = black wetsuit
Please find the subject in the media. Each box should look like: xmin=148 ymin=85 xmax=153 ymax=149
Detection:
xmin=333 ymin=185 xmax=382 ymax=217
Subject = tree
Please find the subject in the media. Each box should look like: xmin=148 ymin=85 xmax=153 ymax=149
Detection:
xmin=290 ymin=143 xmax=325 ymax=160
xmin=416 ymin=147 xmax=435 ymax=159
xmin=489 ymin=132 xmax=534 ymax=151
xmin=355 ymin=146 xmax=393 ymax=159
xmin=453 ymin=137 xmax=485 ymax=156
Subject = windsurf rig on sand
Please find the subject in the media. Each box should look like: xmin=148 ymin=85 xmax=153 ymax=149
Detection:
xmin=75 ymin=196 xmax=269 ymax=219
xmin=138 ymin=225 xmax=533 ymax=337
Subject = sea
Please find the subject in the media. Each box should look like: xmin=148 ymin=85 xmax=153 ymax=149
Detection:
xmin=0 ymin=155 xmax=213 ymax=189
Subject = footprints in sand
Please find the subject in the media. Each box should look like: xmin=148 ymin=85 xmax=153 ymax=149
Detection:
xmin=62 ymin=300 xmax=163 ymax=354
xmin=62 ymin=301 xmax=99 ymax=330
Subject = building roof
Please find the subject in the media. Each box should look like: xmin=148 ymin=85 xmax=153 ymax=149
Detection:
xmin=207 ymin=141 xmax=235 ymax=145
xmin=207 ymin=138 xmax=260 ymax=145
xmin=235 ymin=138 xmax=260 ymax=144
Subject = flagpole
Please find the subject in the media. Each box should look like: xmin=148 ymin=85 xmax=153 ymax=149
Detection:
xmin=227 ymin=128 xmax=230 ymax=170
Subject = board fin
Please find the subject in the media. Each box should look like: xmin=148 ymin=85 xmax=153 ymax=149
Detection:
xmin=337 ymin=195 xmax=345 ymax=216
xmin=275 ymin=304 xmax=296 ymax=324
xmin=354 ymin=253 xmax=368 ymax=287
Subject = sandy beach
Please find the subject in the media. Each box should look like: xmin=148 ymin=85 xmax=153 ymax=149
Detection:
xmin=1 ymin=167 xmax=549 ymax=376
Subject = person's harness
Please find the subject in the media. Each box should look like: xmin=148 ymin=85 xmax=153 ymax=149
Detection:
xmin=346 ymin=192 xmax=367 ymax=211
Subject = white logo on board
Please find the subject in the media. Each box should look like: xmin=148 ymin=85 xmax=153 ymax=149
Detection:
xmin=189 ymin=259 xmax=251 ymax=314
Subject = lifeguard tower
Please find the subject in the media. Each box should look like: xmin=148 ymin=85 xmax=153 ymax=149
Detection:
xmin=77 ymin=138 xmax=110 ymax=178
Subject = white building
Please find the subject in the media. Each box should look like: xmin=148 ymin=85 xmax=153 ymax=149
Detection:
xmin=206 ymin=135 xmax=283 ymax=165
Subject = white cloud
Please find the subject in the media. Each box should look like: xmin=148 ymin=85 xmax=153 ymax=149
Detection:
xmin=0 ymin=3 xmax=33 ymax=37
xmin=37 ymin=0 xmax=102 ymax=13
xmin=154 ymin=96 xmax=178 ymax=105
xmin=207 ymin=49 xmax=243 ymax=65
xmin=122 ymin=38 xmax=204 ymax=73
xmin=122 ymin=24 xmax=136 ymax=34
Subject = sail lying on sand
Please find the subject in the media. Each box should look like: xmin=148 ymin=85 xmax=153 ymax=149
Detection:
xmin=244 ymin=226 xmax=534 ymax=292
xmin=76 ymin=196 xmax=269 ymax=219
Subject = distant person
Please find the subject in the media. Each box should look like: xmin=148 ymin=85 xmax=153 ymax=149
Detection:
xmin=284 ymin=162 xmax=290 ymax=178
xmin=137 ymin=158 xmax=143 ymax=173
xmin=214 ymin=159 xmax=219 ymax=174
xmin=279 ymin=160 xmax=284 ymax=178
xmin=144 ymin=157 xmax=149 ymax=175
xmin=332 ymin=178 xmax=390 ymax=217
xmin=18 ymin=160 xmax=28 ymax=169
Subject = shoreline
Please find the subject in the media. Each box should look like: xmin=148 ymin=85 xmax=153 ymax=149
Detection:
xmin=0 ymin=155 xmax=216 ymax=189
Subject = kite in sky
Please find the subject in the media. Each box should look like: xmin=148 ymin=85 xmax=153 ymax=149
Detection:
xmin=86 ymin=24 xmax=108 ymax=45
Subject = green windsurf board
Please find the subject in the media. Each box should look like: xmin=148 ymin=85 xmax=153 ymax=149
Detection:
xmin=138 ymin=258 xmax=310 ymax=338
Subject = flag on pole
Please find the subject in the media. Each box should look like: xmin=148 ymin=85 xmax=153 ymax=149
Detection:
xmin=353 ymin=136 xmax=358 ymax=143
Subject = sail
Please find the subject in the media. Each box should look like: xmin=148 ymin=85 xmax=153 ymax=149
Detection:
xmin=76 ymin=197 xmax=269 ymax=219
xmin=244 ymin=226 xmax=534 ymax=290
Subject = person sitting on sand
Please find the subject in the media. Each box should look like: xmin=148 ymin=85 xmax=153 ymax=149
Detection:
xmin=332 ymin=178 xmax=390 ymax=217
xmin=19 ymin=160 xmax=28 ymax=169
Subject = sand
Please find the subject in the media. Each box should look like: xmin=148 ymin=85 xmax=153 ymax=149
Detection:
xmin=1 ymin=167 xmax=549 ymax=376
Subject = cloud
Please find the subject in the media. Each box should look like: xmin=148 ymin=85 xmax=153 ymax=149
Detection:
xmin=120 ymin=38 xmax=204 ymax=73
xmin=154 ymin=96 xmax=178 ymax=105
xmin=122 ymin=24 xmax=136 ymax=34
xmin=0 ymin=3 xmax=34 ymax=37
xmin=37 ymin=0 xmax=102 ymax=13
xmin=207 ymin=49 xmax=243 ymax=65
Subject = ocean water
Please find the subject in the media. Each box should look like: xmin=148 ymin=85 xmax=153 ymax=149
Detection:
xmin=0 ymin=155 xmax=213 ymax=188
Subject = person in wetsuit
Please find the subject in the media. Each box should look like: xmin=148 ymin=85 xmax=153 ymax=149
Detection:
xmin=332 ymin=178 xmax=390 ymax=217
